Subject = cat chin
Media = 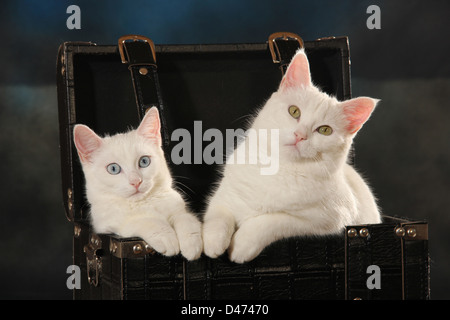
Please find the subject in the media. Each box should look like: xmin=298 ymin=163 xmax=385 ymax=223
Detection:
xmin=127 ymin=189 xmax=151 ymax=200
xmin=114 ymin=187 xmax=151 ymax=201
xmin=282 ymin=144 xmax=319 ymax=162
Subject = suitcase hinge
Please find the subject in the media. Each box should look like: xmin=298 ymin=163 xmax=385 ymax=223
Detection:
xmin=84 ymin=233 xmax=102 ymax=287
xmin=109 ymin=238 xmax=155 ymax=259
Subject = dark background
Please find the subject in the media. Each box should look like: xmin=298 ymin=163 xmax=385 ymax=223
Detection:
xmin=0 ymin=0 xmax=448 ymax=299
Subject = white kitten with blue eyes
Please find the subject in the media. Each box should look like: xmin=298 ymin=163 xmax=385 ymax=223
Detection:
xmin=73 ymin=107 xmax=202 ymax=260
xmin=202 ymin=49 xmax=381 ymax=263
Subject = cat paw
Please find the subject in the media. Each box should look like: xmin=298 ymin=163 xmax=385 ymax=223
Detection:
xmin=179 ymin=232 xmax=203 ymax=261
xmin=202 ymin=219 xmax=233 ymax=258
xmin=144 ymin=228 xmax=180 ymax=257
xmin=228 ymin=229 xmax=263 ymax=264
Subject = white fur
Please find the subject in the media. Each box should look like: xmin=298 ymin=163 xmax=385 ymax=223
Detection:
xmin=203 ymin=50 xmax=381 ymax=263
xmin=74 ymin=108 xmax=202 ymax=260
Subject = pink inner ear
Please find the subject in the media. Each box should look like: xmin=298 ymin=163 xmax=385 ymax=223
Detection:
xmin=279 ymin=50 xmax=311 ymax=91
xmin=73 ymin=125 xmax=102 ymax=163
xmin=341 ymin=97 xmax=377 ymax=134
xmin=137 ymin=107 xmax=162 ymax=146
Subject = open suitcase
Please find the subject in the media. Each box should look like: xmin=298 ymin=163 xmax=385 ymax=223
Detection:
xmin=57 ymin=32 xmax=430 ymax=300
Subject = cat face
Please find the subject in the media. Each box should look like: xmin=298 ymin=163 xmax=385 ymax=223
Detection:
xmin=255 ymin=50 xmax=378 ymax=162
xmin=73 ymin=107 xmax=164 ymax=200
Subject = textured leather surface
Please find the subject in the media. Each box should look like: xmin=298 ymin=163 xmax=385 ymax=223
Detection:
xmin=346 ymin=223 xmax=403 ymax=299
xmin=186 ymin=235 xmax=345 ymax=300
xmin=73 ymin=218 xmax=429 ymax=300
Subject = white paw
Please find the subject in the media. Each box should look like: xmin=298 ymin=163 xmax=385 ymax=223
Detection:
xmin=202 ymin=219 xmax=233 ymax=258
xmin=228 ymin=229 xmax=263 ymax=263
xmin=179 ymin=232 xmax=203 ymax=261
xmin=144 ymin=227 xmax=180 ymax=257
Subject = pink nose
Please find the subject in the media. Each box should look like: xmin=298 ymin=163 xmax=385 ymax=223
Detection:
xmin=130 ymin=179 xmax=142 ymax=189
xmin=294 ymin=131 xmax=307 ymax=143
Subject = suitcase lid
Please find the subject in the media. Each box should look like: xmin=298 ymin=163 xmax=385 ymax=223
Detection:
xmin=57 ymin=35 xmax=351 ymax=222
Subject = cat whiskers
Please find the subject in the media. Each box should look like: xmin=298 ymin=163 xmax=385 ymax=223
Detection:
xmin=172 ymin=175 xmax=196 ymax=197
xmin=229 ymin=113 xmax=255 ymax=126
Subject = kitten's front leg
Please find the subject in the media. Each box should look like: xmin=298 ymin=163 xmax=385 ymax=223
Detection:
xmin=121 ymin=217 xmax=180 ymax=257
xmin=228 ymin=213 xmax=318 ymax=263
xmin=228 ymin=220 xmax=268 ymax=263
xmin=202 ymin=207 xmax=236 ymax=258
xmin=171 ymin=212 xmax=203 ymax=261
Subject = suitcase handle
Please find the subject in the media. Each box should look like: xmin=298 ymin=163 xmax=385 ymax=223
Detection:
xmin=268 ymin=32 xmax=304 ymax=75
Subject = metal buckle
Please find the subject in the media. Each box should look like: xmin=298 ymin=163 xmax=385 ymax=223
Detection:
xmin=118 ymin=34 xmax=156 ymax=64
xmin=268 ymin=32 xmax=304 ymax=63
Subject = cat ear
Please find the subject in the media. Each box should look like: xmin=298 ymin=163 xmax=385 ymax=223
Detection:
xmin=137 ymin=107 xmax=162 ymax=146
xmin=279 ymin=49 xmax=311 ymax=91
xmin=341 ymin=97 xmax=379 ymax=134
xmin=73 ymin=125 xmax=103 ymax=163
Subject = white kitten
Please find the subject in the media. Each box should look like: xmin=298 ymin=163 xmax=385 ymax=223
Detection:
xmin=73 ymin=107 xmax=202 ymax=260
xmin=203 ymin=49 xmax=381 ymax=263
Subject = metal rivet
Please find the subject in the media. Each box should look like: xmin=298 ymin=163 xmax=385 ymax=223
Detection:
xmin=61 ymin=66 xmax=65 ymax=76
xmin=67 ymin=188 xmax=73 ymax=199
xmin=110 ymin=242 xmax=117 ymax=254
xmin=145 ymin=244 xmax=154 ymax=254
xmin=74 ymin=225 xmax=81 ymax=238
xmin=139 ymin=67 xmax=148 ymax=75
xmin=91 ymin=236 xmax=97 ymax=245
xmin=347 ymin=228 xmax=358 ymax=238
xmin=133 ymin=244 xmax=143 ymax=254
xmin=68 ymin=200 xmax=73 ymax=210
xmin=407 ymin=228 xmax=417 ymax=238
xmin=395 ymin=227 xmax=406 ymax=237
xmin=359 ymin=228 xmax=369 ymax=238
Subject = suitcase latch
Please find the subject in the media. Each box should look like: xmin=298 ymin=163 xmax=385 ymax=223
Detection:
xmin=84 ymin=233 xmax=102 ymax=287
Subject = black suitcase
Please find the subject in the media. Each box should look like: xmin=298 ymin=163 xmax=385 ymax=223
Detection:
xmin=57 ymin=33 xmax=430 ymax=300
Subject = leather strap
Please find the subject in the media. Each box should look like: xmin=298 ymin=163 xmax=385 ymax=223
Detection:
xmin=345 ymin=226 xmax=372 ymax=300
xmin=268 ymin=32 xmax=304 ymax=75
xmin=119 ymin=35 xmax=169 ymax=149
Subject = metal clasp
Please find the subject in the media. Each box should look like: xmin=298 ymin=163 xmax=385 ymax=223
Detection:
xmin=118 ymin=34 xmax=156 ymax=64
xmin=84 ymin=233 xmax=102 ymax=287
xmin=268 ymin=32 xmax=304 ymax=63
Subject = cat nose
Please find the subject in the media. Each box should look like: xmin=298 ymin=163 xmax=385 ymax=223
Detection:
xmin=130 ymin=177 xmax=142 ymax=188
xmin=294 ymin=130 xmax=307 ymax=142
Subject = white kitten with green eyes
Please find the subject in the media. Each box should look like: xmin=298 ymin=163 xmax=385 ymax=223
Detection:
xmin=73 ymin=107 xmax=202 ymax=260
xmin=203 ymin=49 xmax=381 ymax=263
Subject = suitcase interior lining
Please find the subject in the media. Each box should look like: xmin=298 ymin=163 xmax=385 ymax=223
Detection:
xmin=70 ymin=44 xmax=346 ymax=216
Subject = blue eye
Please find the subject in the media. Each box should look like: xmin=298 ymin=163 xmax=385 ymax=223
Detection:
xmin=106 ymin=163 xmax=121 ymax=175
xmin=139 ymin=156 xmax=151 ymax=168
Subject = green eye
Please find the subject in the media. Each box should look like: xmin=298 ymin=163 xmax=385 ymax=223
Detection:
xmin=317 ymin=125 xmax=333 ymax=136
xmin=288 ymin=105 xmax=301 ymax=119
